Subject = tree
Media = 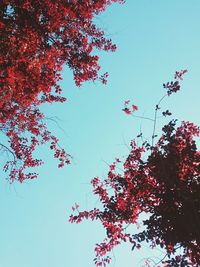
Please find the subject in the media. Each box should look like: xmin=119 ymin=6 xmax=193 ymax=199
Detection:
xmin=70 ymin=70 xmax=200 ymax=267
xmin=0 ymin=0 xmax=124 ymax=182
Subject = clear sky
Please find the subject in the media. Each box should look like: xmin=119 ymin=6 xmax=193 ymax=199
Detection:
xmin=0 ymin=1 xmax=200 ymax=267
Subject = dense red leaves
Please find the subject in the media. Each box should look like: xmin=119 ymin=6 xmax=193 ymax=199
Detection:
xmin=70 ymin=72 xmax=200 ymax=266
xmin=0 ymin=0 xmax=124 ymax=181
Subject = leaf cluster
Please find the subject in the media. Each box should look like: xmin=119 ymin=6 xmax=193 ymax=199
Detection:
xmin=70 ymin=71 xmax=200 ymax=267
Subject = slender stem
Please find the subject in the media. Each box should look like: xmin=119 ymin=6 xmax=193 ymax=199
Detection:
xmin=0 ymin=143 xmax=16 ymax=161
xmin=131 ymin=114 xmax=154 ymax=122
xmin=151 ymin=94 xmax=167 ymax=147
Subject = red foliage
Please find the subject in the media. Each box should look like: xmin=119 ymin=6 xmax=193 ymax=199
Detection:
xmin=122 ymin=100 xmax=138 ymax=115
xmin=0 ymin=0 xmax=124 ymax=182
xmin=70 ymin=71 xmax=200 ymax=266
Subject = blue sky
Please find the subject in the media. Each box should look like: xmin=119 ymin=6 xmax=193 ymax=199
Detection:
xmin=0 ymin=1 xmax=200 ymax=267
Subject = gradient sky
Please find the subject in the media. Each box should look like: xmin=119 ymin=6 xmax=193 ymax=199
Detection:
xmin=0 ymin=1 xmax=200 ymax=267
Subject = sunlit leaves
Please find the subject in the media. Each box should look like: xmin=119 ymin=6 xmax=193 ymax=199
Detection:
xmin=0 ymin=0 xmax=123 ymax=181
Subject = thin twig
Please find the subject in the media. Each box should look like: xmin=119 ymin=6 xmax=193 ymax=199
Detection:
xmin=151 ymin=94 xmax=167 ymax=147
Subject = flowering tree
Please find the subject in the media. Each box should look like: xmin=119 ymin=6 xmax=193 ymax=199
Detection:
xmin=0 ymin=0 xmax=124 ymax=182
xmin=70 ymin=70 xmax=200 ymax=267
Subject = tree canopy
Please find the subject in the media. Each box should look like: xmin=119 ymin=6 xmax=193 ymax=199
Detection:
xmin=70 ymin=71 xmax=200 ymax=267
xmin=1 ymin=2 xmax=200 ymax=266
xmin=0 ymin=0 xmax=124 ymax=181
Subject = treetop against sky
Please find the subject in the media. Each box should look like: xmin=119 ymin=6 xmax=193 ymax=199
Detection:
xmin=0 ymin=1 xmax=200 ymax=267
